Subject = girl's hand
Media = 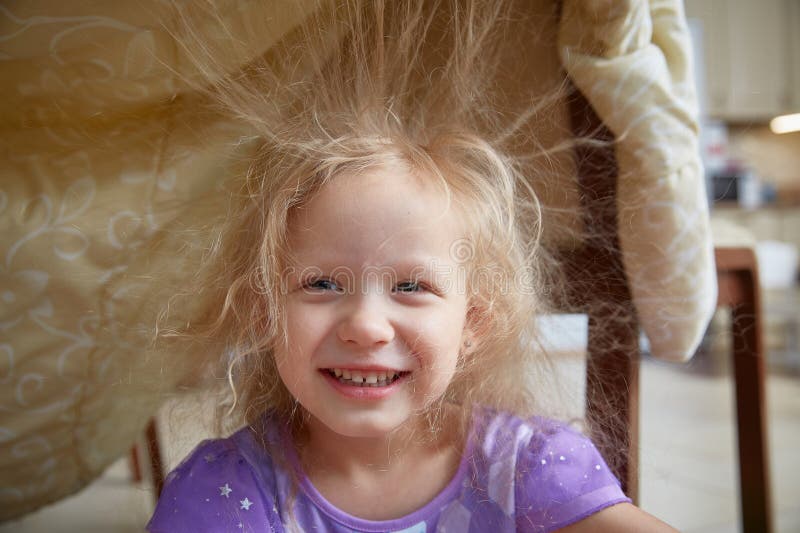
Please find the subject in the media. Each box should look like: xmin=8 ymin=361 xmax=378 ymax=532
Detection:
xmin=556 ymin=502 xmax=680 ymax=532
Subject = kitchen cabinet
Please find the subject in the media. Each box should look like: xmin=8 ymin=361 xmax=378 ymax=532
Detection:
xmin=788 ymin=0 xmax=800 ymax=110
xmin=686 ymin=0 xmax=798 ymax=121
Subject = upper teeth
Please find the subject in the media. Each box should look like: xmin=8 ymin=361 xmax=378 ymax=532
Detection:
xmin=330 ymin=368 xmax=400 ymax=384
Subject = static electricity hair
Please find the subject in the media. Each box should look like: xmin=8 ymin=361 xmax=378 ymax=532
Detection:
xmin=158 ymin=0 xmax=588 ymax=441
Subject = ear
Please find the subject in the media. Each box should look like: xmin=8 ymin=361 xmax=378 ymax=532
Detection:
xmin=462 ymin=304 xmax=489 ymax=353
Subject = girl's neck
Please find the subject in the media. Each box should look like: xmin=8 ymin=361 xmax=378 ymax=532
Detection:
xmin=291 ymin=406 xmax=467 ymax=521
xmin=299 ymin=412 xmax=454 ymax=476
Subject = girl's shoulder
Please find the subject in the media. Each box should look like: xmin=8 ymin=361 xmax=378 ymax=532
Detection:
xmin=146 ymin=421 xmax=285 ymax=532
xmin=471 ymin=407 xmax=592 ymax=462
xmin=470 ymin=407 xmax=631 ymax=531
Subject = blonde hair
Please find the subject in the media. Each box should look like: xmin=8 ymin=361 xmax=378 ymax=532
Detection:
xmin=159 ymin=0 xmax=580 ymax=439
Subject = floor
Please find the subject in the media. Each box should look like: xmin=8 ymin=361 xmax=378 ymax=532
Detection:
xmin=639 ymin=360 xmax=800 ymax=532
xmin=1 ymin=355 xmax=799 ymax=532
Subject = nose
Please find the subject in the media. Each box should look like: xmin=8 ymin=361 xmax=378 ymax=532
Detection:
xmin=336 ymin=296 xmax=395 ymax=347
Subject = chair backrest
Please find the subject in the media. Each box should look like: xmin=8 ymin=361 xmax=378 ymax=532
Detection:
xmin=563 ymin=86 xmax=640 ymax=501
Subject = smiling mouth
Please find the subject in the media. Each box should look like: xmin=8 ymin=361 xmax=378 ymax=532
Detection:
xmin=323 ymin=368 xmax=410 ymax=387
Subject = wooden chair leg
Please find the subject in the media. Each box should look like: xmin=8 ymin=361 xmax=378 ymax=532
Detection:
xmin=145 ymin=418 xmax=166 ymax=500
xmin=716 ymin=248 xmax=773 ymax=533
xmin=732 ymin=305 xmax=772 ymax=533
xmin=585 ymin=316 xmax=640 ymax=503
xmin=129 ymin=445 xmax=143 ymax=483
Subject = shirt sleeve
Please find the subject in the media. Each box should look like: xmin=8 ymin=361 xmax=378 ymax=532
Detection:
xmin=146 ymin=438 xmax=282 ymax=533
xmin=515 ymin=421 xmax=631 ymax=532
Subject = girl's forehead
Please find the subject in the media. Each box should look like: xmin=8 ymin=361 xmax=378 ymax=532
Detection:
xmin=287 ymin=166 xmax=468 ymax=265
xmin=291 ymin=167 xmax=461 ymax=233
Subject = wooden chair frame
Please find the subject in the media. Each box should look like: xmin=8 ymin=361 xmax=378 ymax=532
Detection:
xmin=129 ymin=419 xmax=165 ymax=503
xmin=566 ymin=86 xmax=772 ymax=532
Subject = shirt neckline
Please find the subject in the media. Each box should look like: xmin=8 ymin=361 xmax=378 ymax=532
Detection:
xmin=278 ymin=415 xmax=476 ymax=532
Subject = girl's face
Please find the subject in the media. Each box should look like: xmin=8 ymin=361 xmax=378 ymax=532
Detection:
xmin=277 ymin=163 xmax=472 ymax=439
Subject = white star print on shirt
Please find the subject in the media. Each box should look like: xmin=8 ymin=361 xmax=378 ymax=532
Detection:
xmin=240 ymin=497 xmax=253 ymax=510
xmin=220 ymin=483 xmax=232 ymax=498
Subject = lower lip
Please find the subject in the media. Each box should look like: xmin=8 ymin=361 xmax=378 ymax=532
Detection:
xmin=320 ymin=370 xmax=408 ymax=400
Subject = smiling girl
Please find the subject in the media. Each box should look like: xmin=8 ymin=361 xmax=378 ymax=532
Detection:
xmin=147 ymin=1 xmax=678 ymax=531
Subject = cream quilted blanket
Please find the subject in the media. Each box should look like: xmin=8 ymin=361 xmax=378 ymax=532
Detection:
xmin=0 ymin=0 xmax=715 ymax=520
xmin=560 ymin=0 xmax=716 ymax=362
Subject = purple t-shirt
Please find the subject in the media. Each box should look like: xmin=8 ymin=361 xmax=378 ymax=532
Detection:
xmin=148 ymin=409 xmax=629 ymax=532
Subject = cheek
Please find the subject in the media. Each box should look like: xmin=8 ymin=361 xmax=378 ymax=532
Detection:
xmin=419 ymin=303 xmax=468 ymax=352
xmin=283 ymin=301 xmax=327 ymax=351
xmin=273 ymin=343 xmax=315 ymax=406
xmin=272 ymin=344 xmax=299 ymax=386
xmin=406 ymin=311 xmax=465 ymax=381
xmin=420 ymin=347 xmax=460 ymax=402
xmin=273 ymin=303 xmax=320 ymax=385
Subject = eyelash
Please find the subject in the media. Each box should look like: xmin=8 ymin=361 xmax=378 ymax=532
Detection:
xmin=303 ymin=278 xmax=343 ymax=292
xmin=394 ymin=281 xmax=425 ymax=293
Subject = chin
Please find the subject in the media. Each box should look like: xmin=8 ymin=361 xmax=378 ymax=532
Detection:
xmin=324 ymin=410 xmax=410 ymax=439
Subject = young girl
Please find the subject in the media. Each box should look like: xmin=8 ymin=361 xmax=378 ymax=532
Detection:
xmin=148 ymin=1 xmax=678 ymax=531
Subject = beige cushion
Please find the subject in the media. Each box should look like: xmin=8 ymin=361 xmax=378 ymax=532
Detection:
xmin=559 ymin=0 xmax=717 ymax=361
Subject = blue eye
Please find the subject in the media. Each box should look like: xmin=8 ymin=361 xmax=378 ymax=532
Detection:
xmin=394 ymin=281 xmax=424 ymax=293
xmin=304 ymin=278 xmax=342 ymax=292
